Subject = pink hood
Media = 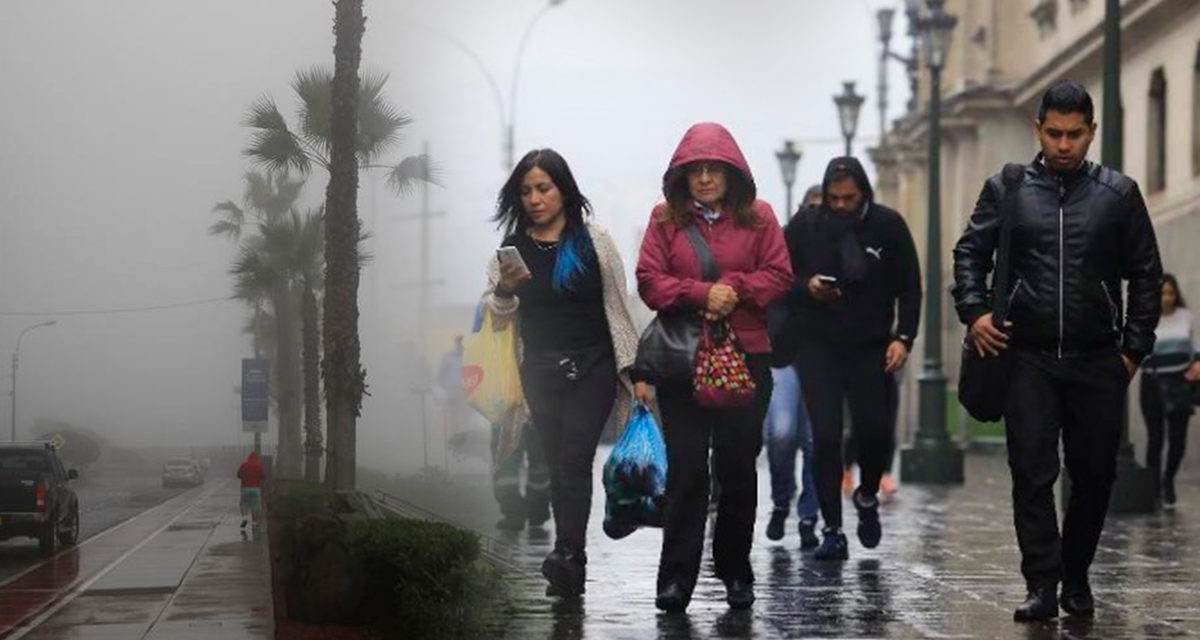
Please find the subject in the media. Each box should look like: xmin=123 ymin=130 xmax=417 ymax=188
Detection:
xmin=663 ymin=122 xmax=756 ymax=199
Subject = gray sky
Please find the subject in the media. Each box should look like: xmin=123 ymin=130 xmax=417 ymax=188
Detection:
xmin=0 ymin=0 xmax=911 ymax=471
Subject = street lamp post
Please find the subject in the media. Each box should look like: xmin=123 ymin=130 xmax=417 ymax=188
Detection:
xmin=11 ymin=321 xmax=56 ymax=442
xmin=877 ymin=5 xmax=922 ymax=143
xmin=505 ymin=0 xmax=566 ymax=170
xmin=833 ymin=81 xmax=865 ymax=157
xmin=775 ymin=140 xmax=802 ymax=222
xmin=900 ymin=0 xmax=963 ymax=484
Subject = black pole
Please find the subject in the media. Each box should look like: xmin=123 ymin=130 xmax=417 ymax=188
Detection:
xmin=785 ymin=184 xmax=794 ymax=224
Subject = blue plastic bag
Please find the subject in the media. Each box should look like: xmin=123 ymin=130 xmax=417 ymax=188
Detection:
xmin=602 ymin=404 xmax=668 ymax=540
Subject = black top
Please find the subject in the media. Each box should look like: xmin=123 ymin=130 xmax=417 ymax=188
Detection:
xmin=502 ymin=232 xmax=609 ymax=354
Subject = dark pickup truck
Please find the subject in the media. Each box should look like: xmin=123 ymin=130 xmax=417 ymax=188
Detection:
xmin=0 ymin=442 xmax=80 ymax=555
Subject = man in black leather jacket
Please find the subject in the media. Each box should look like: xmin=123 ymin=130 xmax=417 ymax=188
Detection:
xmin=952 ymin=80 xmax=1162 ymax=622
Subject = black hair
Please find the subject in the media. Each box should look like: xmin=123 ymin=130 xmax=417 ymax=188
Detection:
xmin=493 ymin=148 xmax=596 ymax=293
xmin=1162 ymin=273 xmax=1187 ymax=309
xmin=1037 ymin=79 xmax=1094 ymax=123
xmin=661 ymin=161 xmax=758 ymax=228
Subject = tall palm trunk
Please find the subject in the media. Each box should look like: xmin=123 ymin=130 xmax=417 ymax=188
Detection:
xmin=302 ymin=285 xmax=323 ymax=482
xmin=274 ymin=287 xmax=303 ymax=478
xmin=323 ymin=0 xmax=366 ymax=490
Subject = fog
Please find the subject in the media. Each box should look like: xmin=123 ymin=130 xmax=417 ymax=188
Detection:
xmin=0 ymin=1 xmax=907 ymax=473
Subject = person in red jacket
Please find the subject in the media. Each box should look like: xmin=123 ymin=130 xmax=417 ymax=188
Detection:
xmin=635 ymin=122 xmax=792 ymax=612
xmin=237 ymin=451 xmax=265 ymax=528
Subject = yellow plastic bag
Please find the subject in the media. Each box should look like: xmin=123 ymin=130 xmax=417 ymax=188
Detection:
xmin=461 ymin=307 xmax=524 ymax=425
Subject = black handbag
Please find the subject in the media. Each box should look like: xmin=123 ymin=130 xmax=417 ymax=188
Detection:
xmin=634 ymin=224 xmax=720 ymax=384
xmin=959 ymin=164 xmax=1024 ymax=423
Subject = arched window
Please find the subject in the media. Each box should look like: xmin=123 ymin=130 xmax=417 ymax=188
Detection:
xmin=1148 ymin=67 xmax=1167 ymax=192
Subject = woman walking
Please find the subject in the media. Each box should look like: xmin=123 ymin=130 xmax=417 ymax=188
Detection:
xmin=1140 ymin=274 xmax=1200 ymax=507
xmin=482 ymin=148 xmax=639 ymax=597
xmin=636 ymin=122 xmax=792 ymax=611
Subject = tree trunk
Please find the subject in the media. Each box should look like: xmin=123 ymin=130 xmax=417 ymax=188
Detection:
xmin=274 ymin=287 xmax=303 ymax=479
xmin=322 ymin=0 xmax=366 ymax=490
xmin=302 ymin=285 xmax=323 ymax=482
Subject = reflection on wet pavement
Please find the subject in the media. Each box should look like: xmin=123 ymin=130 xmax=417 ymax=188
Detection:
xmin=479 ymin=451 xmax=1200 ymax=638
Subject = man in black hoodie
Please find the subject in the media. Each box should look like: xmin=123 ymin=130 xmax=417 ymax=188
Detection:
xmin=782 ymin=157 xmax=921 ymax=561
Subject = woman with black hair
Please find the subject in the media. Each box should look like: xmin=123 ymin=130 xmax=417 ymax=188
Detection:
xmin=481 ymin=148 xmax=640 ymax=597
xmin=636 ymin=123 xmax=792 ymax=611
xmin=1140 ymin=273 xmax=1200 ymax=507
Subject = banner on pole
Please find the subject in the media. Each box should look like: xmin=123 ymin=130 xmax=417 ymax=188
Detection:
xmin=241 ymin=358 xmax=270 ymax=433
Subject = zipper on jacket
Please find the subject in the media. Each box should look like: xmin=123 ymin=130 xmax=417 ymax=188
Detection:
xmin=1007 ymin=278 xmax=1024 ymax=309
xmin=1100 ymin=280 xmax=1119 ymax=333
xmin=1057 ymin=182 xmax=1066 ymax=359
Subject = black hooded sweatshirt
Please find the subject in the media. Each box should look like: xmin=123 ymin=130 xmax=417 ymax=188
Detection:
xmin=779 ymin=157 xmax=922 ymax=353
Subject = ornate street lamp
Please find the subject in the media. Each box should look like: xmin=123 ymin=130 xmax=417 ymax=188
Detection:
xmin=833 ymin=81 xmax=865 ymax=157
xmin=900 ymin=0 xmax=963 ymax=485
xmin=775 ymin=140 xmax=802 ymax=221
xmin=11 ymin=321 xmax=56 ymax=442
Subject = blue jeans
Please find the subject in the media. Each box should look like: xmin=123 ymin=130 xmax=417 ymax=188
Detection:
xmin=763 ymin=364 xmax=819 ymax=521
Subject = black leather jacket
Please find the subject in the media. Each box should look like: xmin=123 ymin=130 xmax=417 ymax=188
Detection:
xmin=952 ymin=156 xmax=1162 ymax=361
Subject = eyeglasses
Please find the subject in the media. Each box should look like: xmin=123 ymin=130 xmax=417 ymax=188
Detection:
xmin=685 ymin=161 xmax=725 ymax=177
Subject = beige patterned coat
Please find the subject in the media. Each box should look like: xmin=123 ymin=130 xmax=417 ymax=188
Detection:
xmin=482 ymin=223 xmax=640 ymax=465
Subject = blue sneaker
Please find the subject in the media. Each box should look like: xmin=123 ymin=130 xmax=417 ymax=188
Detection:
xmin=813 ymin=529 xmax=848 ymax=561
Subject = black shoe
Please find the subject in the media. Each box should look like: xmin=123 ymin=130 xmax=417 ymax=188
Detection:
xmin=766 ymin=509 xmax=787 ymax=541
xmin=813 ymin=529 xmax=849 ymax=561
xmin=541 ymin=550 xmax=586 ymax=597
xmin=1061 ymin=580 xmax=1094 ymax=617
xmin=853 ymin=488 xmax=881 ymax=549
xmin=798 ymin=518 xmax=819 ymax=551
xmin=496 ymin=514 xmax=525 ymax=532
xmin=1014 ymin=583 xmax=1058 ymax=622
xmin=725 ymin=579 xmax=755 ymax=609
xmin=1163 ymin=481 xmax=1177 ymax=508
xmin=655 ymin=582 xmax=689 ymax=612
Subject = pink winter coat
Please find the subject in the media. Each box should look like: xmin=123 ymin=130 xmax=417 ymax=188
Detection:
xmin=635 ymin=123 xmax=793 ymax=354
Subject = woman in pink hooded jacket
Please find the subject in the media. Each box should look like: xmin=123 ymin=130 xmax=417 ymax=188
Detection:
xmin=635 ymin=123 xmax=792 ymax=612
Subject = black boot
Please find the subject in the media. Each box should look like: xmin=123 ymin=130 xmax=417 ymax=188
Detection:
xmin=655 ymin=582 xmax=689 ymax=612
xmin=1014 ymin=583 xmax=1058 ymax=622
xmin=798 ymin=517 xmax=819 ymax=551
xmin=541 ymin=549 xmax=586 ymax=597
xmin=766 ymin=508 xmax=787 ymax=541
xmin=1061 ymin=579 xmax=1094 ymax=617
xmin=724 ymin=579 xmax=755 ymax=609
xmin=853 ymin=487 xmax=882 ymax=549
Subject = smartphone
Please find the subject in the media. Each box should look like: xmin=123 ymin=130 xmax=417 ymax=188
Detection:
xmin=496 ymin=246 xmax=530 ymax=274
xmin=816 ymin=274 xmax=839 ymax=286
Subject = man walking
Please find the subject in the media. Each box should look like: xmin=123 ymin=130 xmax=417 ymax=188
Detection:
xmin=952 ymin=80 xmax=1162 ymax=621
xmin=784 ymin=158 xmax=921 ymax=560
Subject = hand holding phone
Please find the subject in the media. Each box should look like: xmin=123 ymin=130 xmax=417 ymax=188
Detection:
xmin=816 ymin=275 xmax=839 ymax=286
xmin=809 ymin=274 xmax=842 ymax=302
xmin=496 ymin=246 xmax=532 ymax=292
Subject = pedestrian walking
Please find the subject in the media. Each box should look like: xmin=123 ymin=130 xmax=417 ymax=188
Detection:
xmin=764 ymin=183 xmax=825 ymax=549
xmin=483 ymin=148 xmax=640 ymax=598
xmin=1140 ymin=274 xmax=1200 ymax=508
xmin=236 ymin=451 xmax=264 ymax=529
xmin=783 ymin=156 xmax=921 ymax=561
xmin=489 ymin=421 xmax=550 ymax=532
xmin=952 ymin=80 xmax=1162 ymax=621
xmin=635 ymin=122 xmax=792 ymax=612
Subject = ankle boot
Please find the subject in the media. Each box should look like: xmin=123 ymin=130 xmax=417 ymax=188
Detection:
xmin=1014 ymin=582 xmax=1058 ymax=622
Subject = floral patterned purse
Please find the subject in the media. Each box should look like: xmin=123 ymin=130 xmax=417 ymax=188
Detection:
xmin=693 ymin=319 xmax=756 ymax=408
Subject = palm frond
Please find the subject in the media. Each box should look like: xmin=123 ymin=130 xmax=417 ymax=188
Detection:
xmin=357 ymin=225 xmax=373 ymax=267
xmin=208 ymin=220 xmax=243 ymax=239
xmin=210 ymin=200 xmax=245 ymax=237
xmin=385 ymin=154 xmax=442 ymax=196
xmin=231 ymin=242 xmax=286 ymax=300
xmin=243 ymin=98 xmax=310 ymax=175
xmin=293 ymin=66 xmax=334 ymax=154
xmin=357 ymin=72 xmax=411 ymax=163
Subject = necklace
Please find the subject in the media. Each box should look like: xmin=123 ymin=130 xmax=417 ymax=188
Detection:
xmin=530 ymin=236 xmax=559 ymax=252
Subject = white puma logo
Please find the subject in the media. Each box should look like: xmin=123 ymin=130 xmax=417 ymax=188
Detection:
xmin=866 ymin=247 xmax=883 ymax=260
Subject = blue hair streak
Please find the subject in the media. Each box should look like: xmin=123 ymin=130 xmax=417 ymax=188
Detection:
xmin=552 ymin=226 xmax=597 ymax=294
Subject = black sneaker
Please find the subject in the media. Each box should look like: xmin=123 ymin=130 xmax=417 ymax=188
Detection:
xmin=766 ymin=509 xmax=787 ymax=541
xmin=724 ymin=579 xmax=755 ymax=609
xmin=853 ymin=487 xmax=882 ymax=549
xmin=813 ymin=529 xmax=848 ymax=561
xmin=798 ymin=517 xmax=819 ymax=550
xmin=655 ymin=582 xmax=689 ymax=612
xmin=541 ymin=549 xmax=586 ymax=597
xmin=1163 ymin=481 xmax=1177 ymax=508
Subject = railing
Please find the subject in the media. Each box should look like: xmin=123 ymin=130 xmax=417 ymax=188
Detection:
xmin=371 ymin=490 xmax=532 ymax=576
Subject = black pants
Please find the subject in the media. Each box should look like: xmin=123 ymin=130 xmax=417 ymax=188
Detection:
xmin=521 ymin=348 xmax=617 ymax=555
xmin=1140 ymin=373 xmax=1192 ymax=490
xmin=842 ymin=370 xmax=901 ymax=473
xmin=656 ymin=354 xmax=771 ymax=596
xmin=796 ymin=342 xmax=890 ymax=530
xmin=1005 ymin=349 xmax=1127 ymax=587
xmin=490 ymin=421 xmax=550 ymax=521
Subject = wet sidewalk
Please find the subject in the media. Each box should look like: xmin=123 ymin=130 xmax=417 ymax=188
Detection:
xmin=401 ymin=450 xmax=1200 ymax=639
xmin=0 ymin=479 xmax=272 ymax=639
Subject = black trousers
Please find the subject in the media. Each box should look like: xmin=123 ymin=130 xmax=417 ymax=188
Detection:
xmin=842 ymin=370 xmax=901 ymax=473
xmin=521 ymin=348 xmax=617 ymax=555
xmin=796 ymin=342 xmax=890 ymax=530
xmin=656 ymin=354 xmax=771 ymax=596
xmin=1004 ymin=349 xmax=1128 ymax=587
xmin=1140 ymin=373 xmax=1192 ymax=489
